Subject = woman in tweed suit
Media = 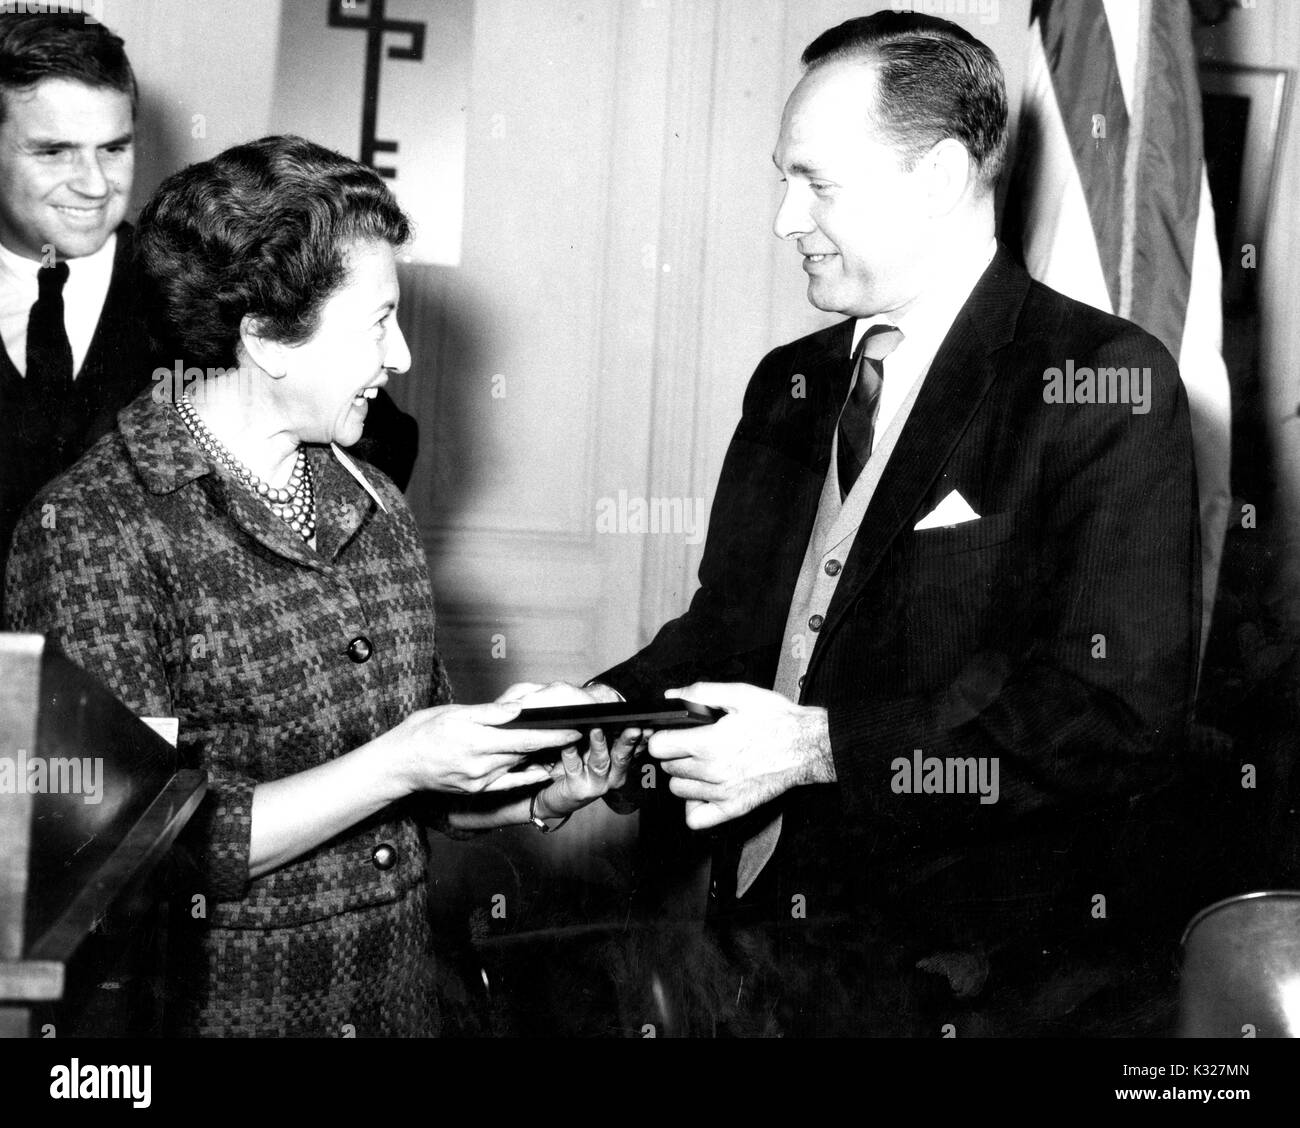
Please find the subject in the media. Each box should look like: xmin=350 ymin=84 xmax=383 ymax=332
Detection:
xmin=2 ymin=136 xmax=637 ymax=1036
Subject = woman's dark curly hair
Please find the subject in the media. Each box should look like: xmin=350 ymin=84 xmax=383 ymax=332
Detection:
xmin=135 ymin=135 xmax=412 ymax=370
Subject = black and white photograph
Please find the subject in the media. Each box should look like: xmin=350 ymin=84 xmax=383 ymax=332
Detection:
xmin=1 ymin=0 xmax=1297 ymax=1111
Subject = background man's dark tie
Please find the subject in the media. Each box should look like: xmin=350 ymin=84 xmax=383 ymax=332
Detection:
xmin=837 ymin=323 xmax=903 ymax=498
xmin=27 ymin=260 xmax=73 ymax=393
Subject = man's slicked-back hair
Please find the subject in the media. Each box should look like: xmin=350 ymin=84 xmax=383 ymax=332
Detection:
xmin=0 ymin=12 xmax=137 ymax=125
xmin=802 ymin=11 xmax=1008 ymax=193
xmin=135 ymin=135 xmax=412 ymax=370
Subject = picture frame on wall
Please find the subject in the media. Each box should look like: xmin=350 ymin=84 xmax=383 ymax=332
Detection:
xmin=1199 ymin=61 xmax=1292 ymax=312
xmin=269 ymin=0 xmax=474 ymax=267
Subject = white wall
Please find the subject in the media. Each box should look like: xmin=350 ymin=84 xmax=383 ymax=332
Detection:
xmin=101 ymin=0 xmax=284 ymax=213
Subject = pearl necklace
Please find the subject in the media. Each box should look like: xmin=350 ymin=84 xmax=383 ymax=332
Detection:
xmin=174 ymin=394 xmax=317 ymax=542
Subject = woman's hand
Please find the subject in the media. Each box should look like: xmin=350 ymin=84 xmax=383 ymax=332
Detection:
xmin=496 ymin=680 xmax=625 ymax=706
xmin=381 ymin=701 xmax=578 ymax=796
xmin=494 ymin=680 xmax=643 ymax=817
xmin=532 ymin=725 xmax=641 ymax=819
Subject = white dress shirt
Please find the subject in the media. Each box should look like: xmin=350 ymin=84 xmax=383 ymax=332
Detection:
xmin=0 ymin=234 xmax=118 ymax=379
xmin=850 ymin=237 xmax=999 ymax=452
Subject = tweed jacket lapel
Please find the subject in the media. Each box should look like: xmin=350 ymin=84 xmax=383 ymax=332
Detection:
xmin=311 ymin=446 xmax=380 ymax=561
xmin=117 ymin=390 xmax=379 ymax=568
xmin=808 ymin=247 xmax=1030 ymax=665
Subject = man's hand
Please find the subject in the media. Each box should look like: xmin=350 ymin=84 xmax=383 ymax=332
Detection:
xmin=440 ymin=681 xmax=644 ymax=832
xmin=648 ymin=682 xmax=834 ymax=830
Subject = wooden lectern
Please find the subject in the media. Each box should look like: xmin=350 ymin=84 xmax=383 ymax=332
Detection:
xmin=0 ymin=633 xmax=206 ymax=1037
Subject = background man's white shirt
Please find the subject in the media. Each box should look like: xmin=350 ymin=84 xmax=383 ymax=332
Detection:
xmin=851 ymin=238 xmax=998 ymax=451
xmin=0 ymin=233 xmax=117 ymax=379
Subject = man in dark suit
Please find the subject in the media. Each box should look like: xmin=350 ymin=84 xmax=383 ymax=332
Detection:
xmin=575 ymin=12 xmax=1200 ymax=1035
xmin=0 ymin=14 xmax=418 ymax=594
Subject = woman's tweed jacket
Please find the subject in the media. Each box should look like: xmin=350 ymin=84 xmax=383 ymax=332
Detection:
xmin=4 ymin=388 xmax=454 ymax=1036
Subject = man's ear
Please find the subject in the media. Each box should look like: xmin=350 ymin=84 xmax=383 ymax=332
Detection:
xmin=921 ymin=138 xmax=975 ymax=218
xmin=239 ymin=314 xmax=288 ymax=379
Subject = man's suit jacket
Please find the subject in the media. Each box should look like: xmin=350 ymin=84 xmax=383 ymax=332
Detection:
xmin=0 ymin=225 xmax=420 ymax=579
xmin=0 ymin=225 xmax=152 ymax=579
xmin=600 ymin=247 xmax=1201 ymax=1022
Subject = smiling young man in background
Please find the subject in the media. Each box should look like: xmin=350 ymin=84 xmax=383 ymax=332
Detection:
xmin=0 ymin=13 xmax=143 ymax=602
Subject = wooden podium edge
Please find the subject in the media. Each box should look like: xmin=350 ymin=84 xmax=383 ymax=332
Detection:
xmin=0 ymin=768 xmax=207 ymax=1002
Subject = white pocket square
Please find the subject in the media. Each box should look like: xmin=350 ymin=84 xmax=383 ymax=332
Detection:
xmin=914 ymin=489 xmax=980 ymax=530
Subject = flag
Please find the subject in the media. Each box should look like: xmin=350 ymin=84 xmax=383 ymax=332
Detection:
xmin=1007 ymin=0 xmax=1232 ymax=663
